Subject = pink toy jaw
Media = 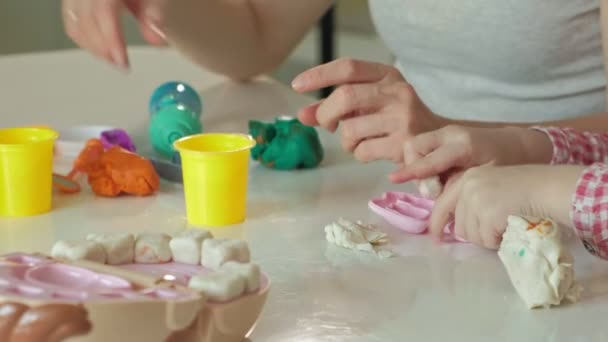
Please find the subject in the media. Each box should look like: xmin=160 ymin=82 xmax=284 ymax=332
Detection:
xmin=369 ymin=191 xmax=468 ymax=243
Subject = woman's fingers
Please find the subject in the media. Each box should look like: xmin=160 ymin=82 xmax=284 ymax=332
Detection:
xmin=63 ymin=0 xmax=128 ymax=68
xmin=352 ymin=136 xmax=399 ymax=163
xmin=339 ymin=112 xmax=396 ymax=152
xmin=314 ymin=83 xmax=388 ymax=131
xmin=296 ymin=101 xmax=322 ymax=126
xmin=95 ymin=1 xmax=129 ymax=68
xmin=292 ymin=58 xmax=397 ymax=93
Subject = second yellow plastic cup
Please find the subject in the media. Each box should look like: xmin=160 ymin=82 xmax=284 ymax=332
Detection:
xmin=174 ymin=133 xmax=256 ymax=226
xmin=0 ymin=127 xmax=58 ymax=217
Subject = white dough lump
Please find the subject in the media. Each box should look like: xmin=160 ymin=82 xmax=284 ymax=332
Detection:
xmin=86 ymin=233 xmax=135 ymax=265
xmin=325 ymin=218 xmax=394 ymax=258
xmin=498 ymin=215 xmax=582 ymax=309
xmin=51 ymin=240 xmax=107 ymax=264
xmin=135 ymin=233 xmax=172 ymax=263
xmin=417 ymin=176 xmax=443 ymax=200
xmin=169 ymin=229 xmax=213 ymax=265
xmin=201 ymin=239 xmax=250 ymax=270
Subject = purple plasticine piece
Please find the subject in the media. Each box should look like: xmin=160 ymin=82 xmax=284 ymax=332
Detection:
xmin=100 ymin=129 xmax=136 ymax=152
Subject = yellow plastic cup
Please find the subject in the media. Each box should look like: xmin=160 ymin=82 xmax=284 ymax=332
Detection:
xmin=174 ymin=133 xmax=256 ymax=226
xmin=0 ymin=127 xmax=58 ymax=217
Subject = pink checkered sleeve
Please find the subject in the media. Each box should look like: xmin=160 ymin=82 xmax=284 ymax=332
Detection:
xmin=531 ymin=127 xmax=608 ymax=165
xmin=571 ymin=163 xmax=608 ymax=260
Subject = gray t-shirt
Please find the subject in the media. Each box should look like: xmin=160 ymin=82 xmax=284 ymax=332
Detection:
xmin=369 ymin=0 xmax=606 ymax=122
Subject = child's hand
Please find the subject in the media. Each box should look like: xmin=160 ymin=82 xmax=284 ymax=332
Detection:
xmin=62 ymin=0 xmax=167 ymax=69
xmin=429 ymin=165 xmax=581 ymax=249
xmin=292 ymin=58 xmax=446 ymax=163
xmin=389 ymin=125 xmax=553 ymax=184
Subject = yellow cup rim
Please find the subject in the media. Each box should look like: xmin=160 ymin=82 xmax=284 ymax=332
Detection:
xmin=0 ymin=127 xmax=59 ymax=148
xmin=173 ymin=132 xmax=256 ymax=155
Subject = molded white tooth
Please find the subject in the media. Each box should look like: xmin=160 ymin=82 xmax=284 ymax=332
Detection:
xmin=201 ymin=239 xmax=250 ymax=270
xmin=220 ymin=261 xmax=261 ymax=292
xmin=188 ymin=271 xmax=245 ymax=302
xmin=86 ymin=233 xmax=135 ymax=265
xmin=51 ymin=240 xmax=107 ymax=264
xmin=169 ymin=229 xmax=213 ymax=265
xmin=135 ymin=233 xmax=172 ymax=263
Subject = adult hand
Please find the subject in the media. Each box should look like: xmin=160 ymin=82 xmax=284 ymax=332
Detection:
xmin=62 ymin=0 xmax=167 ymax=69
xmin=292 ymin=58 xmax=446 ymax=162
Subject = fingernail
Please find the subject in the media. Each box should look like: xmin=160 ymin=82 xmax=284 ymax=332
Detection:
xmin=148 ymin=21 xmax=166 ymax=40
xmin=111 ymin=50 xmax=129 ymax=69
xmin=291 ymin=77 xmax=304 ymax=90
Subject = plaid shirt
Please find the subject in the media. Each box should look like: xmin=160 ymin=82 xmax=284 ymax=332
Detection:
xmin=534 ymin=127 xmax=608 ymax=259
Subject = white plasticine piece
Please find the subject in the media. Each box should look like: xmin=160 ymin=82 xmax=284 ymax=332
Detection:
xmin=169 ymin=229 xmax=213 ymax=265
xmin=188 ymin=271 xmax=246 ymax=302
xmin=324 ymin=218 xmax=394 ymax=258
xmin=86 ymin=233 xmax=135 ymax=265
xmin=51 ymin=240 xmax=107 ymax=264
xmin=220 ymin=261 xmax=261 ymax=293
xmin=417 ymin=176 xmax=443 ymax=200
xmin=135 ymin=233 xmax=172 ymax=263
xmin=497 ymin=215 xmax=582 ymax=309
xmin=201 ymin=239 xmax=251 ymax=270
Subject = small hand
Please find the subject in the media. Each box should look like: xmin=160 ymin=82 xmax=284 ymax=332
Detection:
xmin=292 ymin=58 xmax=445 ymax=162
xmin=62 ymin=0 xmax=167 ymax=69
xmin=389 ymin=125 xmax=552 ymax=184
xmin=428 ymin=165 xmax=581 ymax=249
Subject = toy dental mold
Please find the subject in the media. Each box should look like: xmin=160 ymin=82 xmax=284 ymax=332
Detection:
xmin=68 ymin=139 xmax=160 ymax=197
xmin=0 ymin=230 xmax=270 ymax=341
xmin=249 ymin=116 xmax=323 ymax=170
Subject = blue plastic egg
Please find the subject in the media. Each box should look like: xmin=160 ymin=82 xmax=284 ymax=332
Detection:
xmin=149 ymin=81 xmax=202 ymax=117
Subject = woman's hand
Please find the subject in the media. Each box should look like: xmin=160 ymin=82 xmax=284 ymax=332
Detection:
xmin=389 ymin=125 xmax=553 ymax=184
xmin=62 ymin=0 xmax=167 ymax=69
xmin=429 ymin=165 xmax=582 ymax=249
xmin=292 ymin=58 xmax=446 ymax=163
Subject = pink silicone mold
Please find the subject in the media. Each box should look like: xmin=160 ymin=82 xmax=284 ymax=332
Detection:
xmin=369 ymin=191 xmax=467 ymax=242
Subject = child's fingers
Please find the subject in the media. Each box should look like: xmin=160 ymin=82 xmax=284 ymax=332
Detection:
xmin=429 ymin=176 xmax=462 ymax=241
xmin=389 ymin=147 xmax=459 ymax=183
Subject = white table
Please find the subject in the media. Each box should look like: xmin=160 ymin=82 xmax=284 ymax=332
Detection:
xmin=1 ymin=47 xmax=607 ymax=342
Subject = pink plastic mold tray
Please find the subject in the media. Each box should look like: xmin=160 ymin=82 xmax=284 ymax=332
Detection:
xmin=369 ymin=191 xmax=467 ymax=242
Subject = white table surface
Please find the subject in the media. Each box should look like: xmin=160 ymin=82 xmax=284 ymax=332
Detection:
xmin=1 ymin=47 xmax=608 ymax=342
